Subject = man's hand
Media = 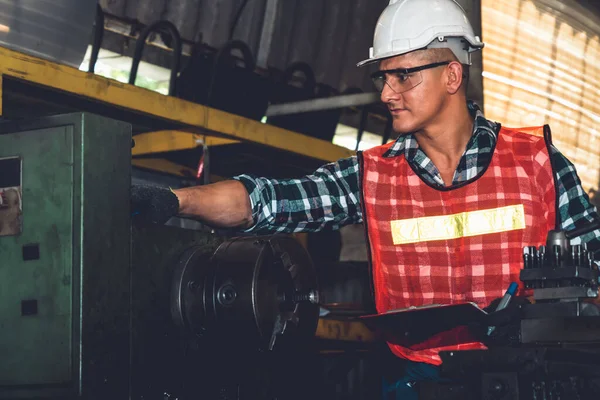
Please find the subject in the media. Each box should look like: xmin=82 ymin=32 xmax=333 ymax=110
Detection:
xmin=131 ymin=184 xmax=180 ymax=224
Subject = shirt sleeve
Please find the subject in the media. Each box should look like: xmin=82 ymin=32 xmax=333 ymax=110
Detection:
xmin=231 ymin=156 xmax=362 ymax=234
xmin=550 ymin=145 xmax=600 ymax=254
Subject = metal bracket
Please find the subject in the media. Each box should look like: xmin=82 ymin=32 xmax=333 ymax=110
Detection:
xmin=265 ymin=92 xmax=380 ymax=117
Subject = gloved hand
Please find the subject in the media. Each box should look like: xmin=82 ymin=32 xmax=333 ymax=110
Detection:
xmin=470 ymin=296 xmax=530 ymax=347
xmin=131 ymin=184 xmax=180 ymax=224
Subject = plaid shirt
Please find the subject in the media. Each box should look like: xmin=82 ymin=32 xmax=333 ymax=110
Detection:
xmin=234 ymin=103 xmax=600 ymax=250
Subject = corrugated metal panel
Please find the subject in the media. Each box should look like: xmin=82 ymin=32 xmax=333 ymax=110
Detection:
xmin=99 ymin=0 xmax=388 ymax=92
xmin=125 ymin=0 xmax=167 ymax=26
xmin=163 ymin=0 xmax=204 ymax=42
xmin=0 ymin=0 xmax=97 ymax=68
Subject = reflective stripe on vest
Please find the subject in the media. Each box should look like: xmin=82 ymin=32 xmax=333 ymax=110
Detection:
xmin=390 ymin=204 xmax=526 ymax=245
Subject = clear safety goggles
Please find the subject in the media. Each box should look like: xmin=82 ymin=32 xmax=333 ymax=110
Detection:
xmin=370 ymin=61 xmax=451 ymax=93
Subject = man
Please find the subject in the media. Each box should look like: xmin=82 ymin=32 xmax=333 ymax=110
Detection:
xmin=132 ymin=0 xmax=600 ymax=398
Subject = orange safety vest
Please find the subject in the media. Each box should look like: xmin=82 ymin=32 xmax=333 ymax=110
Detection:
xmin=358 ymin=126 xmax=557 ymax=365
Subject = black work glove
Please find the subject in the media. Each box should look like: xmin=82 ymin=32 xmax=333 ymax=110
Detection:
xmin=470 ymin=296 xmax=530 ymax=347
xmin=131 ymin=184 xmax=180 ymax=224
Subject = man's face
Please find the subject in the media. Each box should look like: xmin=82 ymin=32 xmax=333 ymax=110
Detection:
xmin=378 ymin=51 xmax=449 ymax=135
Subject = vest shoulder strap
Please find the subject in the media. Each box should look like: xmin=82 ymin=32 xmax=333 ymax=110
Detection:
xmin=499 ymin=125 xmax=546 ymax=139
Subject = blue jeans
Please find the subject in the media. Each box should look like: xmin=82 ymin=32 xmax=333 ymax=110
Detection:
xmin=382 ymin=360 xmax=442 ymax=400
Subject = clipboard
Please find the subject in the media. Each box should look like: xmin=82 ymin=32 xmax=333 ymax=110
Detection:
xmin=358 ymin=303 xmax=488 ymax=349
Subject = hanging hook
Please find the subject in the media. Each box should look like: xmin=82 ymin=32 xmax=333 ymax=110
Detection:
xmin=129 ymin=20 xmax=182 ymax=96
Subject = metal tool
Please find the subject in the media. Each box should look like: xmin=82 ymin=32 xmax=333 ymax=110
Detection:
xmin=487 ymin=282 xmax=518 ymax=336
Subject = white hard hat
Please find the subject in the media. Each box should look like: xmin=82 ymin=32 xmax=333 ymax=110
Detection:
xmin=357 ymin=0 xmax=484 ymax=67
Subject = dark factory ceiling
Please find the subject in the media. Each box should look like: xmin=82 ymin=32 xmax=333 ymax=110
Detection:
xmin=99 ymin=0 xmax=390 ymax=93
xmin=96 ymin=0 xmax=600 ymax=102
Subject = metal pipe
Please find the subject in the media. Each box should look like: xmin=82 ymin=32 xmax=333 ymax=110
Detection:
xmin=265 ymin=92 xmax=380 ymax=117
xmin=229 ymin=0 xmax=250 ymax=40
xmin=355 ymin=107 xmax=369 ymax=151
xmin=565 ymin=221 xmax=600 ymax=240
xmin=88 ymin=4 xmax=104 ymax=73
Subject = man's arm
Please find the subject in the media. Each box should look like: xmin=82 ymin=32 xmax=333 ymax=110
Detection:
xmin=174 ymin=180 xmax=254 ymax=229
xmin=550 ymin=146 xmax=600 ymax=253
xmin=132 ymin=156 xmax=362 ymax=233
xmin=230 ymin=156 xmax=362 ymax=234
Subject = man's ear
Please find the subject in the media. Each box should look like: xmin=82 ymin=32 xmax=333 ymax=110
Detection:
xmin=446 ymin=62 xmax=464 ymax=95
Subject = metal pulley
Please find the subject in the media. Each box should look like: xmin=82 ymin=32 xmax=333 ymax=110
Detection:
xmin=170 ymin=236 xmax=319 ymax=352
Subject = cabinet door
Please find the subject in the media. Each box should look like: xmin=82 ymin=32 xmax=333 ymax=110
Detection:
xmin=0 ymin=126 xmax=74 ymax=387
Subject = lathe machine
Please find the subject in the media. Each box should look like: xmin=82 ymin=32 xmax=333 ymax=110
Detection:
xmin=0 ymin=113 xmax=322 ymax=400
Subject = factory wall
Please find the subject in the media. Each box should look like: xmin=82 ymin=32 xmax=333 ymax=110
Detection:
xmin=482 ymin=0 xmax=600 ymax=194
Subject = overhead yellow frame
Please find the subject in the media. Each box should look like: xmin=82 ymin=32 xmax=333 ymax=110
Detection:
xmin=0 ymin=47 xmax=376 ymax=344
xmin=0 ymin=46 xmax=355 ymax=162
xmin=132 ymin=130 xmax=239 ymax=156
xmin=131 ymin=158 xmax=197 ymax=177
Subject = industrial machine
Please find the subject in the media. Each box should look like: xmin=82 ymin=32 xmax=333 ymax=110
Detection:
xmin=0 ymin=113 xmax=321 ymax=400
xmin=418 ymin=224 xmax=600 ymax=400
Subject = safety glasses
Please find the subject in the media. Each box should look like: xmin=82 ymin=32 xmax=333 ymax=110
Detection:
xmin=370 ymin=61 xmax=451 ymax=93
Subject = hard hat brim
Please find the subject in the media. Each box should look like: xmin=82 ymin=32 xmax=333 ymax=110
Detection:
xmin=357 ymin=39 xmax=484 ymax=68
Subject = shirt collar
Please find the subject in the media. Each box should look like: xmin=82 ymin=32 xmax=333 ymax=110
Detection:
xmin=382 ymin=101 xmax=498 ymax=158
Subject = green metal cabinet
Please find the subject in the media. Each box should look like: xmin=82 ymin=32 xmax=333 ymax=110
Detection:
xmin=0 ymin=113 xmax=132 ymax=399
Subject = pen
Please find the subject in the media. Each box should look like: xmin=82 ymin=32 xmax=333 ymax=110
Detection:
xmin=487 ymin=282 xmax=519 ymax=336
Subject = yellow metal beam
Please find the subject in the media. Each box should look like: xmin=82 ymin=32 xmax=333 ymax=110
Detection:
xmin=0 ymin=46 xmax=355 ymax=162
xmin=132 ymin=158 xmax=228 ymax=182
xmin=315 ymin=318 xmax=376 ymax=343
xmin=132 ymin=158 xmax=197 ymax=178
xmin=132 ymin=130 xmax=239 ymax=156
